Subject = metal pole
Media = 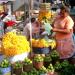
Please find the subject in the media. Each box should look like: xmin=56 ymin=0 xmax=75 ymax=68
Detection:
xmin=28 ymin=0 xmax=32 ymax=53
xmin=24 ymin=0 xmax=26 ymax=20
xmin=28 ymin=0 xmax=31 ymax=19
xmin=11 ymin=1 xmax=13 ymax=14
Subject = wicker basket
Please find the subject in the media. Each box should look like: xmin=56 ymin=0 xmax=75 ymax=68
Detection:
xmin=23 ymin=64 xmax=33 ymax=72
xmin=33 ymin=61 xmax=43 ymax=70
xmin=13 ymin=68 xmax=22 ymax=75
xmin=40 ymin=3 xmax=51 ymax=10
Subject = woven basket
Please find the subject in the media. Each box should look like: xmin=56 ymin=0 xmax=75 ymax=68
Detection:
xmin=13 ymin=68 xmax=22 ymax=75
xmin=40 ymin=3 xmax=51 ymax=10
xmin=33 ymin=61 xmax=43 ymax=70
xmin=23 ymin=64 xmax=33 ymax=72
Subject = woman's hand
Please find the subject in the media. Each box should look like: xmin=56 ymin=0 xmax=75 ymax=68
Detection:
xmin=52 ymin=28 xmax=71 ymax=34
xmin=52 ymin=28 xmax=58 ymax=32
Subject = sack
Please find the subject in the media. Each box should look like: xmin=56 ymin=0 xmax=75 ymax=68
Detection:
xmin=9 ymin=52 xmax=29 ymax=63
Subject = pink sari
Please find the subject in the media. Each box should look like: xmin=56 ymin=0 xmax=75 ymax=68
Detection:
xmin=54 ymin=15 xmax=75 ymax=59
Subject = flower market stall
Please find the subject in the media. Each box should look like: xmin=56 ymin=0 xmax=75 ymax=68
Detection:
xmin=2 ymin=31 xmax=30 ymax=62
xmin=0 ymin=1 xmax=75 ymax=75
xmin=0 ymin=31 xmax=31 ymax=75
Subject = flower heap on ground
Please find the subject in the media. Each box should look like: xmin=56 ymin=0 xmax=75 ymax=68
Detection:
xmin=2 ymin=31 xmax=30 ymax=57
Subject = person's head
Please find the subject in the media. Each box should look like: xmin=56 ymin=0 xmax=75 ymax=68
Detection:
xmin=31 ymin=17 xmax=36 ymax=23
xmin=59 ymin=6 xmax=70 ymax=18
xmin=35 ymin=21 xmax=40 ymax=27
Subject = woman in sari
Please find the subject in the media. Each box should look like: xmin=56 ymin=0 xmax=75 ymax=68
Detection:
xmin=52 ymin=6 xmax=75 ymax=59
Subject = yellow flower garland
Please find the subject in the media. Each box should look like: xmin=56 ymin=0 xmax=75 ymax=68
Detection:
xmin=38 ymin=10 xmax=54 ymax=22
xmin=2 ymin=32 xmax=30 ymax=57
xmin=31 ymin=38 xmax=56 ymax=49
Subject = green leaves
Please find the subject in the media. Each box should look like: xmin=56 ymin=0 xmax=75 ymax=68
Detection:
xmin=61 ymin=60 xmax=69 ymax=68
xmin=54 ymin=61 xmax=62 ymax=71
xmin=60 ymin=63 xmax=75 ymax=75
xmin=34 ymin=55 xmax=44 ymax=62
xmin=47 ymin=63 xmax=54 ymax=73
xmin=0 ymin=59 xmax=10 ymax=68
xmin=39 ymin=66 xmax=48 ymax=74
xmin=21 ymin=68 xmax=39 ymax=75
xmin=50 ymin=50 xmax=59 ymax=60
xmin=21 ymin=72 xmax=28 ymax=75
xmin=14 ymin=62 xmax=23 ymax=69
xmin=54 ymin=60 xmax=75 ymax=75
xmin=44 ymin=55 xmax=52 ymax=62
xmin=30 ymin=68 xmax=39 ymax=75
xmin=24 ymin=58 xmax=32 ymax=65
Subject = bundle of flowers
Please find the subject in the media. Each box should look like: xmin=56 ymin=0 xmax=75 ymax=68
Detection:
xmin=5 ymin=21 xmax=16 ymax=27
xmin=2 ymin=31 xmax=30 ymax=57
xmin=31 ymin=39 xmax=49 ymax=48
xmin=31 ymin=38 xmax=56 ymax=49
xmin=38 ymin=10 xmax=52 ymax=22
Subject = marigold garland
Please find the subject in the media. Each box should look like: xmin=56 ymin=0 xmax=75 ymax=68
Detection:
xmin=2 ymin=32 xmax=30 ymax=57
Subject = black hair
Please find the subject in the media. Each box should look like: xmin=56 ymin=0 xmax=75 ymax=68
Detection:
xmin=31 ymin=18 xmax=36 ymax=23
xmin=60 ymin=5 xmax=70 ymax=14
xmin=1 ymin=12 xmax=8 ymax=20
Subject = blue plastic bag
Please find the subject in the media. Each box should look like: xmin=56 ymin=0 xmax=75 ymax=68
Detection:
xmin=0 ymin=67 xmax=11 ymax=75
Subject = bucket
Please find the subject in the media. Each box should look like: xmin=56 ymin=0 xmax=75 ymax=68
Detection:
xmin=23 ymin=64 xmax=33 ymax=72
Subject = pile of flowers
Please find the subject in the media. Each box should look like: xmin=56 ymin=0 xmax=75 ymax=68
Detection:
xmin=38 ymin=10 xmax=52 ymax=22
xmin=31 ymin=38 xmax=56 ymax=49
xmin=38 ymin=10 xmax=56 ymax=23
xmin=31 ymin=39 xmax=49 ymax=48
xmin=48 ymin=39 xmax=56 ymax=49
xmin=2 ymin=31 xmax=30 ymax=57
xmin=5 ymin=21 xmax=16 ymax=27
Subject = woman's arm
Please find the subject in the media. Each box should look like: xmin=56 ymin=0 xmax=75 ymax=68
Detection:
xmin=52 ymin=28 xmax=72 ymax=34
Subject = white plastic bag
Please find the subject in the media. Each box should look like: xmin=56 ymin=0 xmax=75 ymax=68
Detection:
xmin=9 ymin=52 xmax=29 ymax=63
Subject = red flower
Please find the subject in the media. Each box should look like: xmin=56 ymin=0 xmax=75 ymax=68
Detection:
xmin=5 ymin=21 xmax=16 ymax=27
